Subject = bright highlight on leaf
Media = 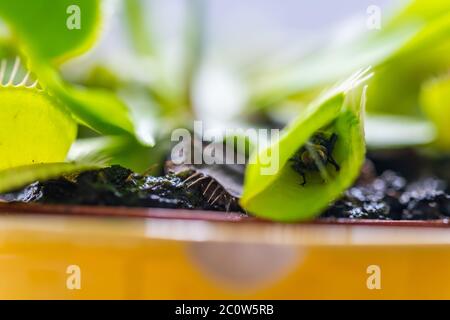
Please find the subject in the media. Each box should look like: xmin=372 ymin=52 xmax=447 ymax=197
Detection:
xmin=365 ymin=115 xmax=436 ymax=148
xmin=240 ymin=69 xmax=371 ymax=221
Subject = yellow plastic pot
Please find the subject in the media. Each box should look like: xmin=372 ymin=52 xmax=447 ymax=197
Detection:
xmin=0 ymin=204 xmax=449 ymax=299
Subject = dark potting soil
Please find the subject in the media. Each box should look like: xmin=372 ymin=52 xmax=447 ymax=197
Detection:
xmin=322 ymin=170 xmax=450 ymax=220
xmin=1 ymin=151 xmax=449 ymax=220
xmin=0 ymin=165 xmax=242 ymax=212
xmin=320 ymin=151 xmax=450 ymax=221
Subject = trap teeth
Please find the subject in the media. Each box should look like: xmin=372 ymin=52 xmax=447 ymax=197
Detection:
xmin=0 ymin=57 xmax=41 ymax=90
xmin=181 ymin=171 xmax=238 ymax=211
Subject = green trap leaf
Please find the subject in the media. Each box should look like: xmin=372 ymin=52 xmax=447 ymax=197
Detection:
xmin=241 ymin=70 xmax=370 ymax=221
xmin=0 ymin=58 xmax=77 ymax=171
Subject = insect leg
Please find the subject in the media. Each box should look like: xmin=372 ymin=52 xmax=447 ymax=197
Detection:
xmin=328 ymin=156 xmax=340 ymax=171
xmin=328 ymin=133 xmax=338 ymax=149
xmin=327 ymin=133 xmax=340 ymax=171
xmin=300 ymin=171 xmax=307 ymax=186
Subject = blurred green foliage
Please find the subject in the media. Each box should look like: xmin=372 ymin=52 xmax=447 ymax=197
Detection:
xmin=421 ymin=75 xmax=450 ymax=150
xmin=250 ymin=0 xmax=450 ymax=150
xmin=0 ymin=0 xmax=100 ymax=63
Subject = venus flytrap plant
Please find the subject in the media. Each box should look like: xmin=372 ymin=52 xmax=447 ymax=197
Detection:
xmin=32 ymin=61 xmax=135 ymax=137
xmin=0 ymin=0 xmax=135 ymax=179
xmin=240 ymin=69 xmax=371 ymax=221
xmin=0 ymin=0 xmax=136 ymax=138
xmin=243 ymin=0 xmax=450 ymax=155
xmin=0 ymin=57 xmax=77 ymax=171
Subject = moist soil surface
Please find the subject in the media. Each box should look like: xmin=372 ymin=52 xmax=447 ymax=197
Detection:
xmin=1 ymin=150 xmax=449 ymax=220
xmin=0 ymin=165 xmax=242 ymax=212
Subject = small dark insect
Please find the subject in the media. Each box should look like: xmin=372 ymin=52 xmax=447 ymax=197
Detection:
xmin=290 ymin=132 xmax=340 ymax=186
